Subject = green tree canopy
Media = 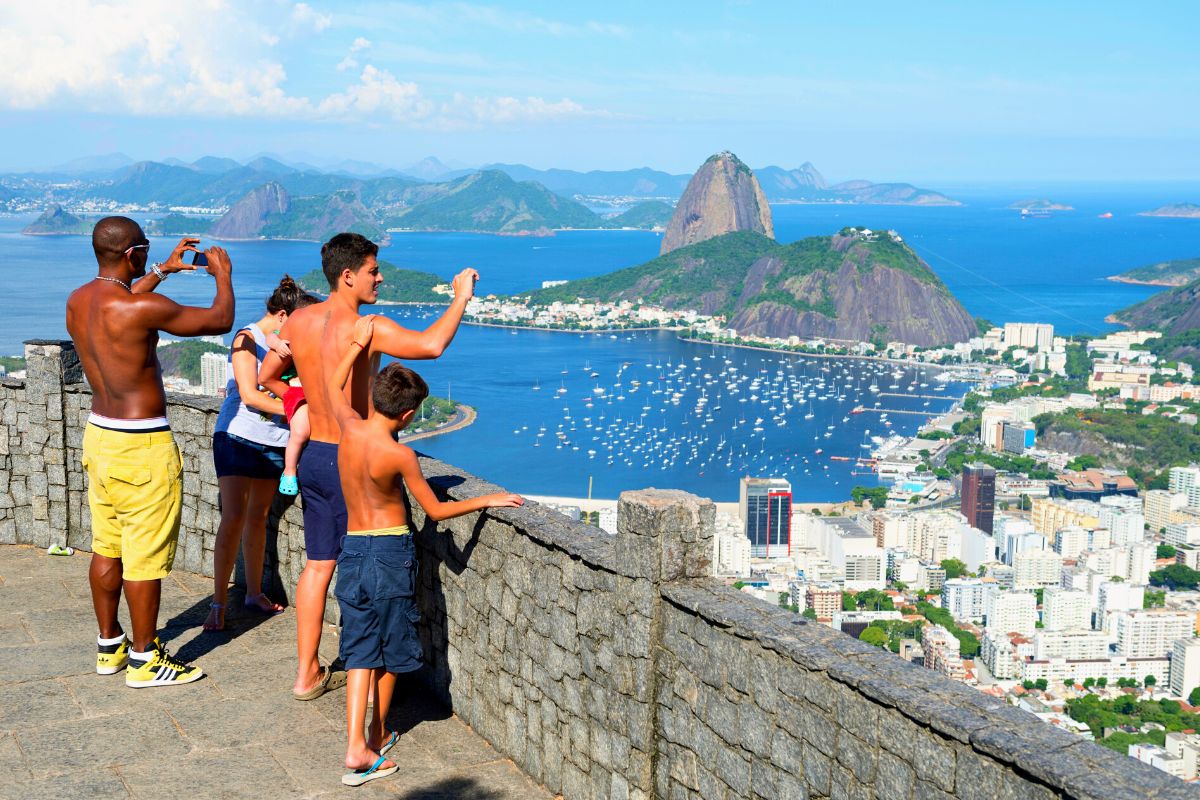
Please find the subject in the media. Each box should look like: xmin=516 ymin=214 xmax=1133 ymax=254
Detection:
xmin=859 ymin=627 xmax=889 ymax=648
xmin=941 ymin=559 xmax=968 ymax=580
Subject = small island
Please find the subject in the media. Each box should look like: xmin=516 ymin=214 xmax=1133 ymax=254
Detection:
xmin=297 ymin=261 xmax=450 ymax=304
xmin=22 ymin=205 xmax=92 ymax=235
xmin=1009 ymin=199 xmax=1073 ymax=212
xmin=1108 ymin=256 xmax=1200 ymax=287
xmin=1139 ymin=203 xmax=1200 ymax=218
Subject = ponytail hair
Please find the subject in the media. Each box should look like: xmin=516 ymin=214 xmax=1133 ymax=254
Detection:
xmin=266 ymin=274 xmax=308 ymax=314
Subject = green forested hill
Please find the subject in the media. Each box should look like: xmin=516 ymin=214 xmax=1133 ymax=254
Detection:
xmin=157 ymin=340 xmax=227 ymax=382
xmin=525 ymin=228 xmax=974 ymax=346
xmin=384 ymin=170 xmax=598 ymax=233
xmin=600 ymin=201 xmax=674 ymax=229
xmin=1112 ymin=257 xmax=1200 ymax=287
xmin=145 ymin=214 xmax=214 ymax=236
xmin=297 ymin=260 xmax=446 ymax=303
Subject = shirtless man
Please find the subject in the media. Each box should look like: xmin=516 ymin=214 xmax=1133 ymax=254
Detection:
xmin=258 ymin=232 xmax=477 ymax=700
xmin=66 ymin=216 xmax=234 ymax=687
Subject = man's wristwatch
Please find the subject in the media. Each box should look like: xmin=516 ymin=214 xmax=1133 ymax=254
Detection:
xmin=151 ymin=263 xmax=167 ymax=280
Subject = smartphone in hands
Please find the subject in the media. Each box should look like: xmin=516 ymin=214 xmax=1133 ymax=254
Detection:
xmin=191 ymin=251 xmax=208 ymax=267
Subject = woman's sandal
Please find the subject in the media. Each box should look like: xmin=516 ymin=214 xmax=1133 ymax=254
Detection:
xmin=202 ymin=602 xmax=225 ymax=632
xmin=243 ymin=593 xmax=285 ymax=615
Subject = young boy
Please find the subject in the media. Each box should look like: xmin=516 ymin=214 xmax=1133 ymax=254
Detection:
xmin=328 ymin=315 xmax=523 ymax=786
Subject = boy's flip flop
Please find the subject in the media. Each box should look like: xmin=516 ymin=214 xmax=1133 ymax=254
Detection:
xmin=291 ymin=664 xmax=347 ymax=701
xmin=342 ymin=754 xmax=398 ymax=787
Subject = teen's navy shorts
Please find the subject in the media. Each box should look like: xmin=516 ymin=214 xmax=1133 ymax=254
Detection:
xmin=334 ymin=533 xmax=423 ymax=673
xmin=297 ymin=441 xmax=347 ymax=560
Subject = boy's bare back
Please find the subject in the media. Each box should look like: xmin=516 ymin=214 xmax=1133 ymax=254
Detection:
xmin=328 ymin=316 xmax=523 ymax=534
xmin=337 ymin=417 xmax=414 ymax=532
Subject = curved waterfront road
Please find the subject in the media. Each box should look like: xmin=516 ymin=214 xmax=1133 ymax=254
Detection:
xmin=399 ymin=403 xmax=476 ymax=443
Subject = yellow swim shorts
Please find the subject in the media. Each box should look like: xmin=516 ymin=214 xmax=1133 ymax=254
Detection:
xmin=82 ymin=423 xmax=183 ymax=581
xmin=346 ymin=525 xmax=411 ymax=536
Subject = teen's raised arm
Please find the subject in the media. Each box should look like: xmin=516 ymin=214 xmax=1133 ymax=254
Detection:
xmin=370 ymin=268 xmax=478 ymax=360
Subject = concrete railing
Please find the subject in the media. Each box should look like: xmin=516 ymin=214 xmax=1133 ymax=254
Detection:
xmin=2 ymin=340 xmax=1194 ymax=800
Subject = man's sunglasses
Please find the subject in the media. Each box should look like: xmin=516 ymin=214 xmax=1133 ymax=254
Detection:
xmin=124 ymin=243 xmax=150 ymax=255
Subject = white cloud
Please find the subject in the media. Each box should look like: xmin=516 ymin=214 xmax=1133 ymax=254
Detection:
xmin=0 ymin=3 xmax=601 ymax=129
xmin=291 ymin=2 xmax=332 ymax=32
xmin=337 ymin=36 xmax=372 ymax=71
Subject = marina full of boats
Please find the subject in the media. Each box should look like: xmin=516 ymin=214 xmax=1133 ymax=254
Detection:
xmin=506 ymin=342 xmax=969 ymax=498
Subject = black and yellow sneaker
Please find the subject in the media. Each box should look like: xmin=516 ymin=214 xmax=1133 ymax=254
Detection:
xmin=96 ymin=636 xmax=130 ymax=675
xmin=125 ymin=638 xmax=203 ymax=688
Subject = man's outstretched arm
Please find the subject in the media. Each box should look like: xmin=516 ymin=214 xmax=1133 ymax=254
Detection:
xmin=137 ymin=246 xmax=235 ymax=336
xmin=371 ymin=268 xmax=477 ymax=360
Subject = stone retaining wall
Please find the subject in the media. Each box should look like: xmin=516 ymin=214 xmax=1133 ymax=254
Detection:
xmin=2 ymin=340 xmax=1194 ymax=799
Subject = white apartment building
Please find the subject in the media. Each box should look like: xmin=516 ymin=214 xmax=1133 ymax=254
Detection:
xmin=1170 ymin=466 xmax=1200 ymax=509
xmin=942 ymin=578 xmax=990 ymax=623
xmin=923 ymin=624 xmax=972 ymax=684
xmin=1164 ymin=732 xmax=1200 ymax=780
xmin=1041 ymin=588 xmax=1092 ymax=631
xmin=984 ymin=590 xmax=1037 ymax=636
xmin=1166 ymin=523 xmax=1200 ymax=548
xmin=906 ymin=510 xmax=966 ymax=564
xmin=1130 ymin=743 xmax=1188 ymax=780
xmin=981 ymin=631 xmax=1023 ymax=680
xmin=844 ymin=551 xmax=887 ymax=591
xmin=871 ymin=510 xmax=915 ymax=550
xmin=1004 ymin=322 xmax=1054 ymax=352
xmin=1013 ymin=549 xmax=1064 ymax=590
xmin=1053 ymin=527 xmax=1090 ymax=561
xmin=1145 ymin=490 xmax=1189 ymax=533
xmin=961 ymin=526 xmax=997 ymax=571
xmin=1170 ymin=638 xmax=1200 ymax=702
xmin=1084 ymin=544 xmax=1155 ymax=587
xmin=1099 ymin=496 xmax=1146 ymax=548
xmin=1115 ymin=611 xmax=1195 ymax=659
xmin=1023 ymin=656 xmax=1169 ymax=687
xmin=1033 ymin=629 xmax=1109 ymax=661
xmin=200 ymin=351 xmax=227 ymax=396
xmin=1096 ymin=581 xmax=1146 ymax=636
xmin=715 ymin=531 xmax=751 ymax=576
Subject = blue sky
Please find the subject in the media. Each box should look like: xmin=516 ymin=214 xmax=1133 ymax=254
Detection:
xmin=1 ymin=1 xmax=1197 ymax=182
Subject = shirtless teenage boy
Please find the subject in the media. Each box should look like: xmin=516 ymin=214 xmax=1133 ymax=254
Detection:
xmin=257 ymin=232 xmax=478 ymax=700
xmin=327 ymin=316 xmax=521 ymax=785
xmin=66 ymin=216 xmax=234 ymax=687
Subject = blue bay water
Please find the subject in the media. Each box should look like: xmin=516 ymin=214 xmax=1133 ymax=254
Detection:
xmin=3 ymin=187 xmax=1200 ymax=500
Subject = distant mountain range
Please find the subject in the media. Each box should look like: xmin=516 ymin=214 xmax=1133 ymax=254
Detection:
xmin=4 ymin=152 xmax=960 ymax=210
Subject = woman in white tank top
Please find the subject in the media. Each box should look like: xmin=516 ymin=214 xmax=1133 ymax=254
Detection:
xmin=205 ymin=276 xmax=318 ymax=632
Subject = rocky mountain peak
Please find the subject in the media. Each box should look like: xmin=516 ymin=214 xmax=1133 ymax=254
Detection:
xmin=209 ymin=182 xmax=290 ymax=240
xmin=660 ymin=151 xmax=773 ymax=255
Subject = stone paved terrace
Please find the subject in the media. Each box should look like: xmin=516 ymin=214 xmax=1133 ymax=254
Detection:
xmin=0 ymin=544 xmax=554 ymax=800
